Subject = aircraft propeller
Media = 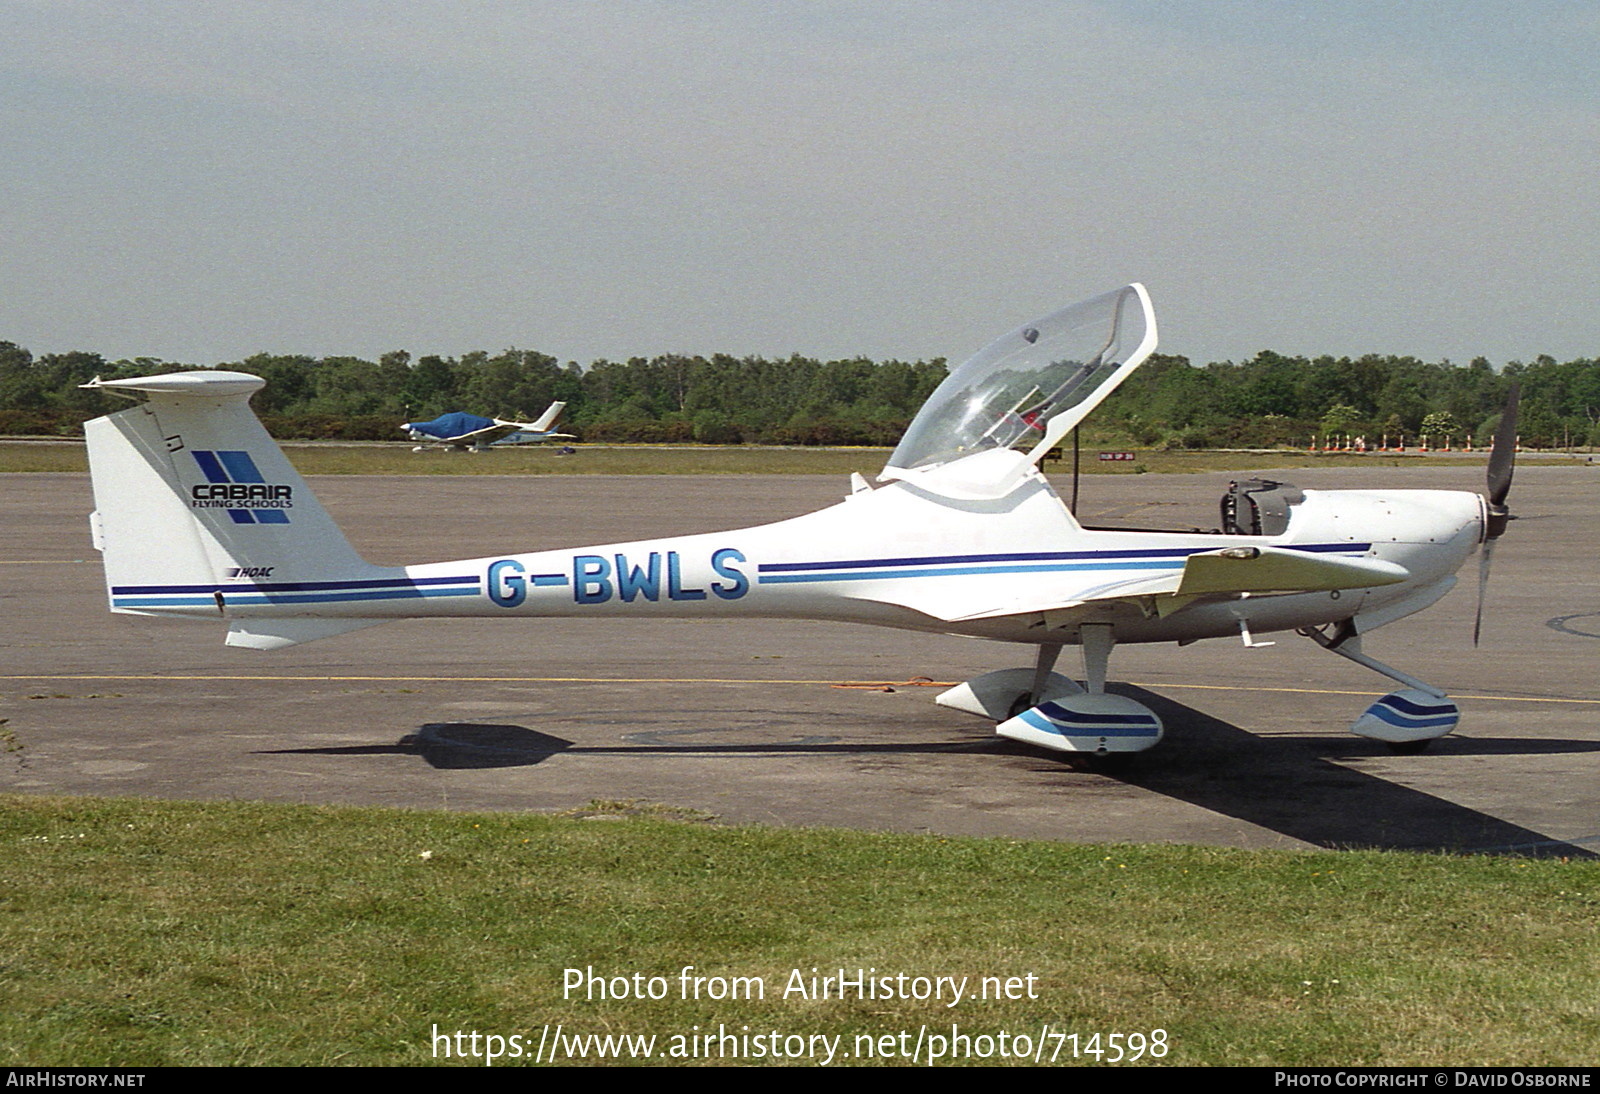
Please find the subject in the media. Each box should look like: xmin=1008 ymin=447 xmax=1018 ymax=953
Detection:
xmin=1473 ymin=382 xmax=1520 ymax=646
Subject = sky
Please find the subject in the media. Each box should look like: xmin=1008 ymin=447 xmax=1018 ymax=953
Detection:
xmin=3 ymin=1 xmax=1597 ymax=370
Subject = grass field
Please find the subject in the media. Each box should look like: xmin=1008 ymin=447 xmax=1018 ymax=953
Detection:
xmin=2 ymin=438 xmax=1580 ymax=477
xmin=2 ymin=794 xmax=1597 ymax=1067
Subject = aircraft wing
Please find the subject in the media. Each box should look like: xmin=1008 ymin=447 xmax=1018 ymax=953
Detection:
xmin=875 ymin=546 xmax=1410 ymax=624
xmin=489 ymin=423 xmax=577 ymax=446
xmin=1168 ymin=546 xmax=1408 ymax=597
xmin=443 ymin=423 xmax=513 ymax=444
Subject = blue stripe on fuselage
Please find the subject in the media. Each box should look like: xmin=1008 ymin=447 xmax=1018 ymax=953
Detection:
xmin=112 ymin=586 xmax=481 ymax=609
xmin=759 ymin=560 xmax=1187 ymax=584
xmin=756 ymin=543 xmax=1370 ymax=584
xmin=111 ymin=575 xmax=476 ymax=595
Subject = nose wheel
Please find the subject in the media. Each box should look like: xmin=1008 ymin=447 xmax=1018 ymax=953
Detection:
xmin=1301 ymin=624 xmax=1461 ymax=750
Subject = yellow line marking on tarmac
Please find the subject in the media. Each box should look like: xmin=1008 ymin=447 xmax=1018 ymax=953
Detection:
xmin=3 ymin=674 xmax=1597 ymax=705
xmin=1149 ymin=682 xmax=1600 ymax=705
xmin=1 ymin=674 xmax=879 ymax=686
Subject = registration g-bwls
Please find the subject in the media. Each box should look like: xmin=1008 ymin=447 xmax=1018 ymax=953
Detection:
xmin=82 ymin=284 xmax=1519 ymax=759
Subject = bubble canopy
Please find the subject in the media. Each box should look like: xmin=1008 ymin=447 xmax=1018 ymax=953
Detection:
xmin=882 ymin=283 xmax=1157 ymax=480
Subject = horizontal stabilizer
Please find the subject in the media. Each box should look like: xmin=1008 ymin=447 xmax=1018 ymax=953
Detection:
xmin=82 ymin=371 xmax=266 ymax=398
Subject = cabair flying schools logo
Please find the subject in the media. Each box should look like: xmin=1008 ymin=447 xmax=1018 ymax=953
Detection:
xmin=189 ymin=450 xmax=294 ymax=525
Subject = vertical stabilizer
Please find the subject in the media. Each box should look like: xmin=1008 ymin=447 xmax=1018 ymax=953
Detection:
xmin=83 ymin=371 xmax=395 ymax=647
xmin=527 ymin=401 xmax=566 ymax=432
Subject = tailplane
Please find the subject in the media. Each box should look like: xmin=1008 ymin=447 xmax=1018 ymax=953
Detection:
xmin=83 ymin=371 xmax=395 ymax=649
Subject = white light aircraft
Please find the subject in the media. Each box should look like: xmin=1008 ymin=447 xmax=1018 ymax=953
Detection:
xmin=81 ymin=284 xmax=1518 ymax=759
xmin=401 ymin=402 xmax=573 ymax=451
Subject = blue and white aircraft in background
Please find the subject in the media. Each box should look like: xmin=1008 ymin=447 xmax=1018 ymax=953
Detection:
xmin=402 ymin=402 xmax=573 ymax=451
xmin=81 ymin=284 xmax=1518 ymax=760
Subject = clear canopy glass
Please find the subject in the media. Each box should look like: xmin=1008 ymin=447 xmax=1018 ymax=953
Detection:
xmin=885 ymin=284 xmax=1153 ymax=476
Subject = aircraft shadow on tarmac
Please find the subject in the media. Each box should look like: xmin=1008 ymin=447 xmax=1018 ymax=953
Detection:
xmin=265 ymin=688 xmax=1598 ymax=860
xmin=265 ymin=720 xmax=1001 ymax=771
xmin=401 ymin=721 xmax=999 ymax=768
xmin=1111 ymin=687 xmax=1598 ymax=860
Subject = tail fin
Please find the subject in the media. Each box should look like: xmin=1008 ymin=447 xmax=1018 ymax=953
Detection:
xmin=83 ymin=371 xmax=394 ymax=649
xmin=527 ymin=400 xmax=566 ymax=432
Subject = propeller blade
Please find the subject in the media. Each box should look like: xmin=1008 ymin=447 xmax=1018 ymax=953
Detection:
xmin=1474 ymin=384 xmax=1520 ymax=644
xmin=1486 ymin=381 xmax=1520 ymax=514
xmin=1473 ymin=538 xmax=1495 ymax=647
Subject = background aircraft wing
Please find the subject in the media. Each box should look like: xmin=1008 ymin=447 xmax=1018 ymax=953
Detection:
xmin=489 ymin=424 xmax=577 ymax=445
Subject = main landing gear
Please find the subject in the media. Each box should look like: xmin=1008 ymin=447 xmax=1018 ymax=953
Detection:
xmin=937 ymin=624 xmax=1164 ymax=760
xmin=1299 ymin=621 xmax=1461 ymax=753
xmin=939 ymin=620 xmax=1461 ymax=761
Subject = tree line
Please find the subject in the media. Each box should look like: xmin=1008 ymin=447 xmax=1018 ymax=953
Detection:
xmin=1107 ymin=351 xmax=1599 ymax=450
xmin=1 ymin=340 xmax=1596 ymax=449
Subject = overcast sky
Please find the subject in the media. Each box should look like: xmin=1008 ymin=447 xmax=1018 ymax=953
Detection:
xmin=3 ymin=1 xmax=1596 ymax=370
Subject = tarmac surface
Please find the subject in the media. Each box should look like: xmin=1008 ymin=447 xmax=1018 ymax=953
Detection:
xmin=4 ymin=463 xmax=1598 ymax=856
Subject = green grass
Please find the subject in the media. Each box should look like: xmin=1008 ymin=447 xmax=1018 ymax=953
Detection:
xmin=2 ymin=439 xmax=1578 ymax=477
xmin=2 ymin=794 xmax=1596 ymax=1066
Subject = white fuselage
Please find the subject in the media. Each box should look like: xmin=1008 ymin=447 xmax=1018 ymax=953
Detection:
xmin=127 ymin=464 xmax=1484 ymax=649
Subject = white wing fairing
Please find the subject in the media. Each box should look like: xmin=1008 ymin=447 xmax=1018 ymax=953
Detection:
xmin=82 ymin=283 xmax=1500 ymax=758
